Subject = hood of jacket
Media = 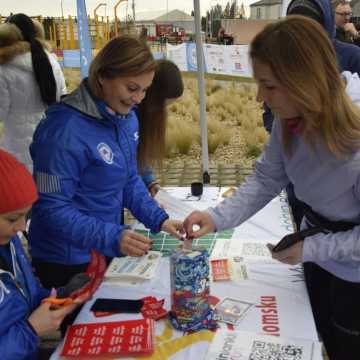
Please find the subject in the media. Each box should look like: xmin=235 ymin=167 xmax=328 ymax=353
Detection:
xmin=62 ymin=79 xmax=103 ymax=120
xmin=287 ymin=0 xmax=335 ymax=39
xmin=62 ymin=79 xmax=135 ymax=122
xmin=0 ymin=22 xmax=50 ymax=64
xmin=343 ymin=71 xmax=360 ymax=107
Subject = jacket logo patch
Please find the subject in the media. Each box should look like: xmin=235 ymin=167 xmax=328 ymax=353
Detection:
xmin=134 ymin=131 xmax=139 ymax=142
xmin=97 ymin=142 xmax=114 ymax=164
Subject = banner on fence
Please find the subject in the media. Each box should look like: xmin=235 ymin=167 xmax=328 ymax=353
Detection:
xmin=76 ymin=0 xmax=92 ymax=78
xmin=167 ymin=43 xmax=252 ymax=78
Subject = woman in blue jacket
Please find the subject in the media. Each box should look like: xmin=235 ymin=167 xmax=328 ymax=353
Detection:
xmin=0 ymin=149 xmax=80 ymax=360
xmin=29 ymin=35 xmax=183 ymax=290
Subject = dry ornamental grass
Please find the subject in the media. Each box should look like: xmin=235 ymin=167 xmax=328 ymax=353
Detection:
xmin=63 ymin=68 xmax=268 ymax=168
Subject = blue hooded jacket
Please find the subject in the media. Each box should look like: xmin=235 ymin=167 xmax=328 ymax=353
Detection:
xmin=0 ymin=236 xmax=49 ymax=360
xmin=29 ymin=80 xmax=169 ymax=265
xmin=263 ymin=0 xmax=360 ymax=132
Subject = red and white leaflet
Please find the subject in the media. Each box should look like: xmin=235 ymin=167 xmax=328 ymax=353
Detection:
xmin=211 ymin=259 xmax=231 ymax=281
xmin=61 ymin=318 xmax=155 ymax=357
xmin=70 ymin=250 xmax=107 ymax=300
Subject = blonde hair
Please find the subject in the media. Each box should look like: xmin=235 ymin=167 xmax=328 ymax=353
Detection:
xmin=250 ymin=15 xmax=360 ymax=157
xmin=89 ymin=35 xmax=156 ymax=98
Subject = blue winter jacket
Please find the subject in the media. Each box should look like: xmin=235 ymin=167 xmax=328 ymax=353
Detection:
xmin=29 ymin=80 xmax=169 ymax=265
xmin=141 ymin=166 xmax=157 ymax=188
xmin=0 ymin=236 xmax=49 ymax=360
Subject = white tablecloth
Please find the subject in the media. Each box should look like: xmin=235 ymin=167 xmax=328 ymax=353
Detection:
xmin=51 ymin=186 xmax=323 ymax=360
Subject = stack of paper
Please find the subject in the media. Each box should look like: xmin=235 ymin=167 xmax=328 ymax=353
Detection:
xmin=61 ymin=318 xmax=155 ymax=357
xmin=104 ymin=251 xmax=161 ymax=282
xmin=154 ymin=188 xmax=196 ymax=220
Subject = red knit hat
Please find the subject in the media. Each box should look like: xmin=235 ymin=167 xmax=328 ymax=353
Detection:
xmin=0 ymin=149 xmax=38 ymax=214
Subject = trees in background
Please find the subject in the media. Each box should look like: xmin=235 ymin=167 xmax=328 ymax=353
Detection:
xmin=204 ymin=1 xmax=244 ymax=38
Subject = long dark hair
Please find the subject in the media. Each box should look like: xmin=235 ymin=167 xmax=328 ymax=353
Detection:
xmin=8 ymin=14 xmax=56 ymax=105
xmin=137 ymin=60 xmax=184 ymax=171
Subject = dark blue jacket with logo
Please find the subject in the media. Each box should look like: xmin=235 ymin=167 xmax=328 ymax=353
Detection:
xmin=0 ymin=235 xmax=49 ymax=360
xmin=29 ymin=80 xmax=168 ymax=265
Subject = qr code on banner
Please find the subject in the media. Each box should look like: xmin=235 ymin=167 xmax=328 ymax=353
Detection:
xmin=241 ymin=243 xmax=270 ymax=257
xmin=249 ymin=340 xmax=304 ymax=360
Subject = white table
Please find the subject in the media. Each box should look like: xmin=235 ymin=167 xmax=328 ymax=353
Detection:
xmin=51 ymin=187 xmax=323 ymax=360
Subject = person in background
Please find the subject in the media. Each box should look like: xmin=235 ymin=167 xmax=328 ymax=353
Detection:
xmin=137 ymin=59 xmax=184 ymax=196
xmin=287 ymin=0 xmax=360 ymax=74
xmin=28 ymin=35 xmax=183 ymax=291
xmin=217 ymin=26 xmax=225 ymax=44
xmin=333 ymin=0 xmax=360 ymax=46
xmin=184 ymin=16 xmax=360 ymax=359
xmin=139 ymin=25 xmax=148 ymax=43
xmin=0 ymin=13 xmax=66 ymax=171
xmin=0 ymin=149 xmax=83 ymax=360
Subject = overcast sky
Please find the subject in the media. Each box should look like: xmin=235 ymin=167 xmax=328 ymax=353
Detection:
xmin=0 ymin=0 xmax=253 ymax=18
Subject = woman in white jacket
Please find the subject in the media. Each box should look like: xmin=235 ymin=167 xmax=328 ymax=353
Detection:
xmin=0 ymin=13 xmax=66 ymax=170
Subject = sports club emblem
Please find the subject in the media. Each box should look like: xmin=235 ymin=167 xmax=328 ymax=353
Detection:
xmin=97 ymin=142 xmax=114 ymax=164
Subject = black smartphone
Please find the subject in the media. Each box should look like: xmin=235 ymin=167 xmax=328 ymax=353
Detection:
xmin=272 ymin=233 xmax=302 ymax=252
xmin=57 ymin=273 xmax=91 ymax=299
xmin=272 ymin=226 xmax=323 ymax=253
xmin=90 ymin=298 xmax=143 ymax=313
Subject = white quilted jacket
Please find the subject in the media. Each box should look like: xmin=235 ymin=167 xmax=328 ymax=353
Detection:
xmin=0 ymin=51 xmax=67 ymax=170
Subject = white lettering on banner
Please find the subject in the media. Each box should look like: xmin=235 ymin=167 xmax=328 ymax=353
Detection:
xmin=256 ymin=296 xmax=280 ymax=336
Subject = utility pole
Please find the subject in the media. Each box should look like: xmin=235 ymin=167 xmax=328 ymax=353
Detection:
xmin=132 ymin=0 xmax=135 ymax=22
xmin=60 ymin=0 xmax=64 ymax=18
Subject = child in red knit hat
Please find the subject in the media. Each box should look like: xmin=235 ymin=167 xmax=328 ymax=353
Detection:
xmin=0 ymin=149 xmax=83 ymax=359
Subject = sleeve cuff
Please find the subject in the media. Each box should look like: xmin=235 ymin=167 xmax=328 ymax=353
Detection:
xmin=26 ymin=320 xmax=40 ymax=338
xmin=155 ymin=213 xmax=169 ymax=233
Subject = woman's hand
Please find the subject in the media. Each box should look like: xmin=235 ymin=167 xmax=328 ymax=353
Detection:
xmin=119 ymin=229 xmax=152 ymax=256
xmin=28 ymin=301 xmax=77 ymax=337
xmin=267 ymin=241 xmax=304 ymax=265
xmin=161 ymin=219 xmax=184 ymax=239
xmin=183 ymin=211 xmax=216 ymax=239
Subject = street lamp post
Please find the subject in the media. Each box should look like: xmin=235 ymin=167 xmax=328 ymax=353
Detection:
xmin=94 ymin=3 xmax=106 ymax=48
xmin=114 ymin=0 xmax=127 ymax=36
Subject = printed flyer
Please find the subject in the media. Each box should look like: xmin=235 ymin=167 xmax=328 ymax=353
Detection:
xmin=206 ymin=329 xmax=316 ymax=360
xmin=61 ymin=318 xmax=155 ymax=357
